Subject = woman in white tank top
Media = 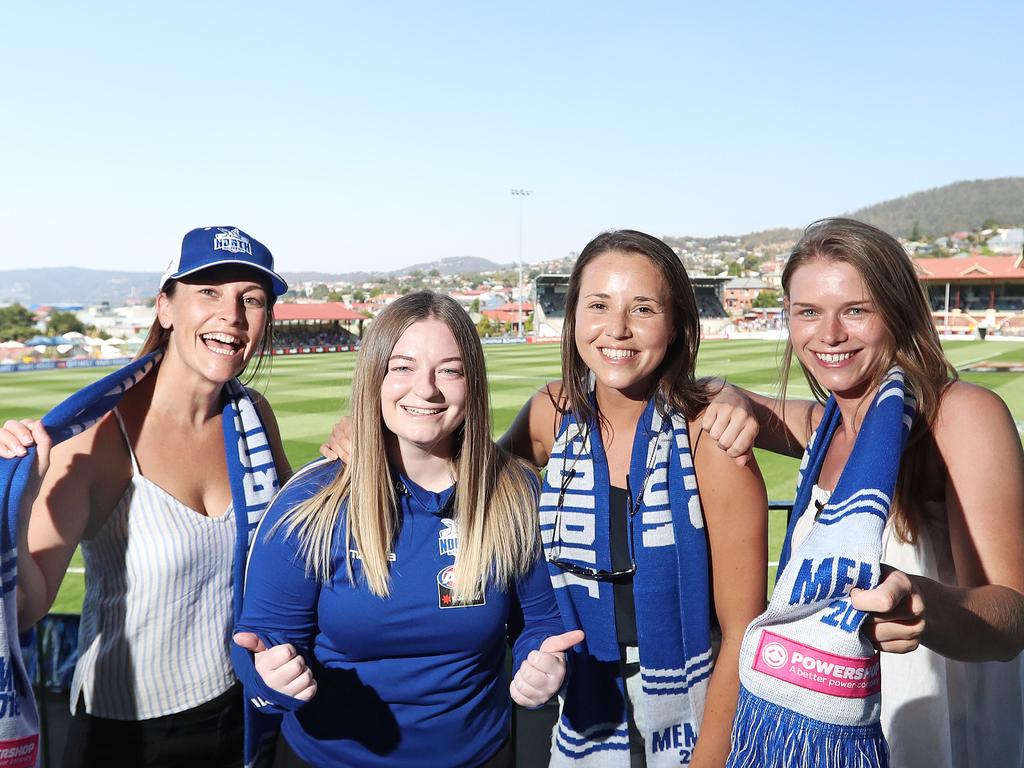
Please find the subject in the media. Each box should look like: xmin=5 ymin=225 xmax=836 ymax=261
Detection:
xmin=0 ymin=227 xmax=293 ymax=768
xmin=717 ymin=218 xmax=1024 ymax=767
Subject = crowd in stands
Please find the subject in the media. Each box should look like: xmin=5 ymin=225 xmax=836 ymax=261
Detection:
xmin=696 ymin=292 xmax=727 ymax=318
xmin=272 ymin=328 xmax=358 ymax=349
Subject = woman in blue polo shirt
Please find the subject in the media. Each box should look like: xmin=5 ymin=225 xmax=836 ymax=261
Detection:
xmin=232 ymin=292 xmax=578 ymax=767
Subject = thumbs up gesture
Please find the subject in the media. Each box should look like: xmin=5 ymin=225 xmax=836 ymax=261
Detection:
xmin=510 ymin=630 xmax=585 ymax=708
xmin=233 ymin=632 xmax=318 ymax=702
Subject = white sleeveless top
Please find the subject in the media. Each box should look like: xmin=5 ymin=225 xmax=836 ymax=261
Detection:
xmin=71 ymin=410 xmax=238 ymax=719
xmin=792 ymin=487 xmax=1024 ymax=767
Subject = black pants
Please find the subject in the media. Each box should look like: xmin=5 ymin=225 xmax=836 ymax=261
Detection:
xmin=63 ymin=684 xmax=244 ymax=768
xmin=272 ymin=732 xmax=513 ymax=768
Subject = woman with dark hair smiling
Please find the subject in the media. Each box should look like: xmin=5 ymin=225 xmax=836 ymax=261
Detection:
xmin=504 ymin=230 xmax=767 ymax=767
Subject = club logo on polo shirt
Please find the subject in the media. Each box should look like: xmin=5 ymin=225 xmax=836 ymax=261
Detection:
xmin=214 ymin=228 xmax=253 ymax=255
xmin=437 ymin=565 xmax=485 ymax=609
xmin=438 ymin=518 xmax=458 ymax=557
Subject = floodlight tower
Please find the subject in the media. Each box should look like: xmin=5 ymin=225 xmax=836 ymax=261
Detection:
xmin=510 ymin=188 xmax=531 ymax=337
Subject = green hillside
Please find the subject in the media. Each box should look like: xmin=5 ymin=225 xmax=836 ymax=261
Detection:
xmin=850 ymin=177 xmax=1024 ymax=239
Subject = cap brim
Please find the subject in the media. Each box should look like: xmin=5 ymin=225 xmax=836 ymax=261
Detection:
xmin=160 ymin=259 xmax=288 ymax=297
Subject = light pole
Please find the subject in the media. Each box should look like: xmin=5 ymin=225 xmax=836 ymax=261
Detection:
xmin=510 ymin=188 xmax=531 ymax=337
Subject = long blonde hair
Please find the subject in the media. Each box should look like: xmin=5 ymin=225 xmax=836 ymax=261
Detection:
xmin=283 ymin=292 xmax=539 ymax=602
xmin=780 ymin=218 xmax=957 ymax=542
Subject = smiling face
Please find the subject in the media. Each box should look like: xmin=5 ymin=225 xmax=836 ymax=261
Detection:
xmin=573 ymin=250 xmax=675 ymax=400
xmin=380 ymin=317 xmax=468 ymax=461
xmin=786 ymin=257 xmax=893 ymax=399
xmin=156 ymin=265 xmax=269 ymax=384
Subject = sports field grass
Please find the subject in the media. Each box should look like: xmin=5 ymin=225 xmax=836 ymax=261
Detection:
xmin=3 ymin=338 xmax=1024 ymax=613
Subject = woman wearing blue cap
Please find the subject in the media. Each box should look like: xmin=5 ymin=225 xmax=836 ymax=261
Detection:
xmin=0 ymin=226 xmax=292 ymax=768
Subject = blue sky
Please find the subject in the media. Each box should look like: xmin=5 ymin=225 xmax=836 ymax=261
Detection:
xmin=1 ymin=1 xmax=1021 ymax=274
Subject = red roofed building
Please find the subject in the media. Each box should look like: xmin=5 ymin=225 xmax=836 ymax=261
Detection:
xmin=913 ymin=255 xmax=1024 ymax=335
xmin=275 ymin=303 xmax=366 ymax=322
xmin=272 ymin=302 xmax=364 ymax=352
xmin=482 ymin=302 xmax=533 ymax=333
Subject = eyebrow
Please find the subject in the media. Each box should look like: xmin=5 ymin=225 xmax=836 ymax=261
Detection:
xmin=388 ymin=354 xmax=463 ymax=363
xmin=584 ymin=292 xmax=665 ymax=304
xmin=790 ymin=300 xmax=872 ymax=308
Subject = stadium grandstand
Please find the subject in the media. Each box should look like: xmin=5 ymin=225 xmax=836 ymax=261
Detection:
xmin=534 ymin=274 xmax=569 ymax=337
xmin=914 ymin=254 xmax=1024 ymax=337
xmin=691 ymin=276 xmax=730 ymax=336
xmin=273 ymin=302 xmax=364 ymax=352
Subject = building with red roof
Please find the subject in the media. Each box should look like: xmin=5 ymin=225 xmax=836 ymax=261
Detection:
xmin=913 ymin=254 xmax=1024 ymax=335
xmin=272 ymin=302 xmax=364 ymax=352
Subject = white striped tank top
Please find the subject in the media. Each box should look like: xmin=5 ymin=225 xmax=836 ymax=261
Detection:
xmin=70 ymin=409 xmax=237 ymax=719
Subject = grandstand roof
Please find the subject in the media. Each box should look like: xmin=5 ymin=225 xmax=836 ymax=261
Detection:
xmin=914 ymin=255 xmax=1024 ymax=282
xmin=274 ymin=303 xmax=365 ymax=322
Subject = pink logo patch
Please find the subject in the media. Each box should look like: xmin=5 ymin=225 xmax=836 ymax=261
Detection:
xmin=752 ymin=630 xmax=881 ymax=698
xmin=0 ymin=735 xmax=38 ymax=768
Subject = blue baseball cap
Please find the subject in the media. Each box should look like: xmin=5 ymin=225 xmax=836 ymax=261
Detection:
xmin=159 ymin=226 xmax=288 ymax=297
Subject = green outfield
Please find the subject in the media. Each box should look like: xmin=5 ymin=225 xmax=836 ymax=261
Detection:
xmin=4 ymin=338 xmax=1024 ymax=613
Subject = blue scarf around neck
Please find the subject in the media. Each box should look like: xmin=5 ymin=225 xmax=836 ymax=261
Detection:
xmin=727 ymin=367 xmax=915 ymax=768
xmin=540 ymin=395 xmax=712 ymax=767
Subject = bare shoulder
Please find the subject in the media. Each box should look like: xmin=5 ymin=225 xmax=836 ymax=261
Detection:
xmin=531 ymin=380 xmax=564 ymax=419
xmin=45 ymin=411 xmax=126 ymax=494
xmin=932 ymin=380 xmax=1020 ymax=471
xmin=934 ymin=380 xmax=1014 ymax=437
xmin=504 ymin=380 xmax=566 ymax=467
xmin=245 ymin=386 xmax=272 ymax=412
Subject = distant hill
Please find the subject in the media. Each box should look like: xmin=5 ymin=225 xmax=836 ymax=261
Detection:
xmin=393 ymin=256 xmax=510 ymax=276
xmin=0 ymin=257 xmax=511 ymax=306
xmin=667 ymin=177 xmax=1024 ymax=247
xmin=0 ymin=268 xmax=162 ymax=306
xmin=848 ymin=177 xmax=1024 ymax=238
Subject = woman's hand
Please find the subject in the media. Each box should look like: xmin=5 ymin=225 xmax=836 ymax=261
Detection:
xmin=1 ymin=418 xmax=49 ymax=460
xmin=701 ymin=383 xmax=758 ymax=466
xmin=850 ymin=566 xmax=926 ymax=653
xmin=510 ymin=630 xmax=584 ymax=708
xmin=1 ymin=419 xmax=51 ymax=507
xmin=320 ymin=416 xmax=352 ymax=463
xmin=234 ymin=632 xmax=318 ymax=702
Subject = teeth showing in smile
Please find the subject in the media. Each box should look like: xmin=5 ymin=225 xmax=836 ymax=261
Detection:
xmin=201 ymin=333 xmax=243 ymax=356
xmin=601 ymin=348 xmax=636 ymax=360
xmin=403 ymin=406 xmax=443 ymax=416
xmin=815 ymin=351 xmax=854 ymax=364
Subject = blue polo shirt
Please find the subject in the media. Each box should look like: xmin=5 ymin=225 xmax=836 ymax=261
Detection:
xmin=234 ymin=459 xmax=564 ymax=767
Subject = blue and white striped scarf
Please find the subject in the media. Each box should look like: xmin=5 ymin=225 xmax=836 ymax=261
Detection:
xmin=0 ymin=352 xmax=281 ymax=768
xmin=540 ymin=396 xmax=713 ymax=767
xmin=727 ymin=367 xmax=915 ymax=768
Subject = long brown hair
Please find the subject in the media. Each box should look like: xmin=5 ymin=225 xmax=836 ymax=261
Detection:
xmin=780 ymin=217 xmax=957 ymax=542
xmin=282 ymin=292 xmax=539 ymax=602
xmin=560 ymin=229 xmax=712 ymax=425
xmin=136 ymin=274 xmax=276 ymax=385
